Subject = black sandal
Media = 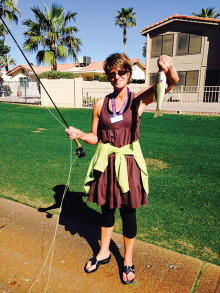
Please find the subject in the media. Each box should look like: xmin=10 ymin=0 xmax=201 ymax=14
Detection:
xmin=122 ymin=265 xmax=135 ymax=284
xmin=84 ymin=254 xmax=111 ymax=273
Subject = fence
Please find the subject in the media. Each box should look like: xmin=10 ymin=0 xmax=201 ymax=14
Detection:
xmin=0 ymin=80 xmax=219 ymax=114
xmin=0 ymin=81 xmax=41 ymax=104
xmin=82 ymin=85 xmax=220 ymax=114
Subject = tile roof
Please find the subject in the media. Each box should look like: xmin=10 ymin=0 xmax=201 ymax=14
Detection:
xmin=140 ymin=14 xmax=220 ymax=34
xmin=6 ymin=59 xmax=145 ymax=75
xmin=6 ymin=65 xmax=49 ymax=75
xmin=57 ymin=63 xmax=78 ymax=71
xmin=77 ymin=61 xmax=104 ymax=72
xmin=6 ymin=63 xmax=78 ymax=75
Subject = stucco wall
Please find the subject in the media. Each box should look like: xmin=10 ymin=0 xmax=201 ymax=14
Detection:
xmin=40 ymin=78 xmax=83 ymax=108
xmin=40 ymin=79 xmax=146 ymax=108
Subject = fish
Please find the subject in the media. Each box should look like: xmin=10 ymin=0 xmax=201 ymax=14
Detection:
xmin=154 ymin=70 xmax=167 ymax=118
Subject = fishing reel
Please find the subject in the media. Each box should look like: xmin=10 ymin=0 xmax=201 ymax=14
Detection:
xmin=76 ymin=146 xmax=86 ymax=158
xmin=75 ymin=139 xmax=86 ymax=158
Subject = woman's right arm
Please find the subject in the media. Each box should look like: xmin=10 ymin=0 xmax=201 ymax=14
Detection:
xmin=65 ymin=98 xmax=104 ymax=145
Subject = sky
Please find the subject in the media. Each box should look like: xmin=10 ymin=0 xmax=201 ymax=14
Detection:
xmin=3 ymin=0 xmax=220 ymax=68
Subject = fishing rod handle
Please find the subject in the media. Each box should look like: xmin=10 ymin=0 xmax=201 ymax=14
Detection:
xmin=74 ymin=138 xmax=82 ymax=148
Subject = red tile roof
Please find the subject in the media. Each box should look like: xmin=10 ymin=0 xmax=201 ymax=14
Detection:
xmin=57 ymin=63 xmax=78 ymax=71
xmin=6 ymin=59 xmax=145 ymax=75
xmin=77 ymin=61 xmax=104 ymax=72
xmin=6 ymin=63 xmax=78 ymax=75
xmin=6 ymin=65 xmax=48 ymax=75
xmin=140 ymin=14 xmax=220 ymax=34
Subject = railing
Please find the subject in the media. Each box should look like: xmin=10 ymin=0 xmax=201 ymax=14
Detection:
xmin=0 ymin=81 xmax=41 ymax=104
xmin=82 ymin=85 xmax=220 ymax=114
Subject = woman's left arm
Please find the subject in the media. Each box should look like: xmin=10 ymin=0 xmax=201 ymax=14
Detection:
xmin=136 ymin=55 xmax=179 ymax=116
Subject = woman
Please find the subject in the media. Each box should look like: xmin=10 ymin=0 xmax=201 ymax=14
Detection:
xmin=65 ymin=53 xmax=179 ymax=284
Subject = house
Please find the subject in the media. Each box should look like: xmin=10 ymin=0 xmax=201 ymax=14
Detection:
xmin=140 ymin=14 xmax=220 ymax=88
xmin=5 ymin=63 xmax=79 ymax=83
xmin=74 ymin=58 xmax=146 ymax=81
xmin=5 ymin=58 xmax=145 ymax=82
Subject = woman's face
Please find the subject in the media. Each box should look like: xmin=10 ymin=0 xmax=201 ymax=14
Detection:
xmin=108 ymin=67 xmax=130 ymax=91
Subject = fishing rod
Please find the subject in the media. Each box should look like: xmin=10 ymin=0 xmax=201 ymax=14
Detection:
xmin=0 ymin=16 xmax=85 ymax=158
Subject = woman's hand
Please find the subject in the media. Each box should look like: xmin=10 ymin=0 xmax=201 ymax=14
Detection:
xmin=157 ymin=55 xmax=173 ymax=73
xmin=65 ymin=126 xmax=82 ymax=140
xmin=158 ymin=55 xmax=179 ymax=87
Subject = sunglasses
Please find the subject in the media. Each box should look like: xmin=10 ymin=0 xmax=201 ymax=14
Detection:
xmin=108 ymin=70 xmax=128 ymax=79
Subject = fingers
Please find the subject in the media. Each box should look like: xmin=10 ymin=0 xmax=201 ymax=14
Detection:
xmin=158 ymin=55 xmax=173 ymax=73
xmin=65 ymin=127 xmax=80 ymax=140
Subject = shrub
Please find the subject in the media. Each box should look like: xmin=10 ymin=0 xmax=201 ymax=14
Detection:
xmin=37 ymin=71 xmax=80 ymax=80
xmin=86 ymin=74 xmax=108 ymax=82
xmin=37 ymin=71 xmax=81 ymax=92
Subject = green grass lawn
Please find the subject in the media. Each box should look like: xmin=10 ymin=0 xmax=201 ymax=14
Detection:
xmin=0 ymin=103 xmax=219 ymax=265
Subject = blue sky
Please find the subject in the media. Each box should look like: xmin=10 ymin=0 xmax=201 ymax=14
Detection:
xmin=3 ymin=0 xmax=220 ymax=68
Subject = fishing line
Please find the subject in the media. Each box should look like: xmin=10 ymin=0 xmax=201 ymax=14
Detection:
xmin=0 ymin=16 xmax=86 ymax=291
xmin=45 ymin=106 xmax=66 ymax=129
xmin=28 ymin=140 xmax=78 ymax=293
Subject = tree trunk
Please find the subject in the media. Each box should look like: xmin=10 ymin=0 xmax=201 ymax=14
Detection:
xmin=51 ymin=43 xmax=57 ymax=71
xmin=123 ymin=25 xmax=127 ymax=55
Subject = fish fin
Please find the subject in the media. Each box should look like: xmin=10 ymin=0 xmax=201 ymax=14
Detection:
xmin=153 ymin=94 xmax=157 ymax=103
xmin=154 ymin=109 xmax=159 ymax=118
xmin=154 ymin=109 xmax=163 ymax=118
xmin=159 ymin=110 xmax=163 ymax=117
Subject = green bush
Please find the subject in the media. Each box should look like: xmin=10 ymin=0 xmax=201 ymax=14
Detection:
xmin=36 ymin=71 xmax=81 ymax=92
xmin=37 ymin=71 xmax=80 ymax=80
xmin=86 ymin=74 xmax=108 ymax=82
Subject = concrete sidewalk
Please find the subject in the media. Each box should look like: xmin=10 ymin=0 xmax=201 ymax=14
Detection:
xmin=0 ymin=197 xmax=219 ymax=292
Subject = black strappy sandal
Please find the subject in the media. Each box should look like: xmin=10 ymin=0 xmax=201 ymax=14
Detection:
xmin=84 ymin=254 xmax=111 ymax=273
xmin=122 ymin=265 xmax=135 ymax=284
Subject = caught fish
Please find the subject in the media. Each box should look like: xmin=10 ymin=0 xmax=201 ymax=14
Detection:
xmin=154 ymin=70 xmax=167 ymax=118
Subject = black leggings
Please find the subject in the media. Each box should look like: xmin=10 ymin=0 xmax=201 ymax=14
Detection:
xmin=101 ymin=204 xmax=137 ymax=239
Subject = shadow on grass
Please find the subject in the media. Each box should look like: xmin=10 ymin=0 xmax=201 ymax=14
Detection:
xmin=38 ymin=184 xmax=124 ymax=270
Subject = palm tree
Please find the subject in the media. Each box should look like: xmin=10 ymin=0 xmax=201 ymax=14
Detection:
xmin=192 ymin=7 xmax=220 ymax=18
xmin=1 ymin=53 xmax=16 ymax=70
xmin=23 ymin=3 xmax=82 ymax=70
xmin=0 ymin=0 xmax=20 ymax=22
xmin=0 ymin=0 xmax=20 ymax=72
xmin=115 ymin=7 xmax=136 ymax=54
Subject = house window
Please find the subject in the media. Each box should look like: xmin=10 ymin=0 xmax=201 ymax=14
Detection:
xmin=149 ymin=73 xmax=157 ymax=85
xmin=19 ymin=77 xmax=29 ymax=87
xmin=177 ymin=33 xmax=202 ymax=55
xmin=151 ymin=34 xmax=174 ymax=57
xmin=177 ymin=71 xmax=199 ymax=86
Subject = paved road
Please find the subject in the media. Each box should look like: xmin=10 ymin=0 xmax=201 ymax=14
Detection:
xmin=0 ymin=197 xmax=219 ymax=292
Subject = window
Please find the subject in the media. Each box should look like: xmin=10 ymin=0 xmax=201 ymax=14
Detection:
xmin=19 ymin=77 xmax=29 ymax=87
xmin=149 ymin=73 xmax=157 ymax=85
xmin=151 ymin=34 xmax=174 ymax=57
xmin=177 ymin=33 xmax=202 ymax=55
xmin=177 ymin=71 xmax=199 ymax=86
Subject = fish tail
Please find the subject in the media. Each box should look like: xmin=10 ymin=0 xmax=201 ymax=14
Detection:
xmin=154 ymin=109 xmax=163 ymax=118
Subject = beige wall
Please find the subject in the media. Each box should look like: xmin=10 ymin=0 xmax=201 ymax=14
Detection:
xmin=40 ymin=78 xmax=146 ymax=108
xmin=41 ymin=78 xmax=83 ymax=108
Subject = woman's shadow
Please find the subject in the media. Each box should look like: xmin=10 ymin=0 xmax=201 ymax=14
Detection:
xmin=38 ymin=185 xmax=124 ymax=270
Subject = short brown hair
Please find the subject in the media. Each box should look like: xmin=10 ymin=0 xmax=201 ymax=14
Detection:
xmin=103 ymin=53 xmax=133 ymax=77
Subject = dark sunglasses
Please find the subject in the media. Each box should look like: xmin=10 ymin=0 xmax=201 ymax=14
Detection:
xmin=108 ymin=70 xmax=128 ymax=79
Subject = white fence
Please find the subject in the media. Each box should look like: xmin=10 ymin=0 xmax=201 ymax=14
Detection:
xmin=82 ymin=85 xmax=220 ymax=114
xmin=0 ymin=81 xmax=41 ymax=104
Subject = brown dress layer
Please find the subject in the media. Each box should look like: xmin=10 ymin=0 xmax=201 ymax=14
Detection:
xmin=87 ymin=91 xmax=148 ymax=209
